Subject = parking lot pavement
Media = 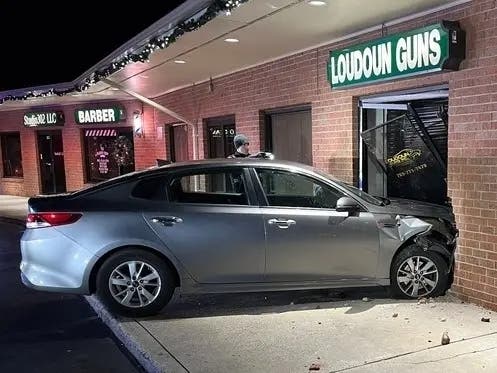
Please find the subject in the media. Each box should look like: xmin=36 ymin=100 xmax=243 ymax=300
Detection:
xmin=0 ymin=220 xmax=143 ymax=373
xmin=90 ymin=288 xmax=497 ymax=373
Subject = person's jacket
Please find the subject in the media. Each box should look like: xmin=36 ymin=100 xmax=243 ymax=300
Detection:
xmin=228 ymin=151 xmax=250 ymax=158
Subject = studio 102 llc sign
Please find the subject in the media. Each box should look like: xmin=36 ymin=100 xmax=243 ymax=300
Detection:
xmin=327 ymin=21 xmax=466 ymax=88
xmin=23 ymin=111 xmax=65 ymax=127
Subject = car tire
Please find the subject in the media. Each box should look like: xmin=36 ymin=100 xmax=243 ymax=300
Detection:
xmin=390 ymin=244 xmax=449 ymax=299
xmin=96 ymin=248 xmax=175 ymax=317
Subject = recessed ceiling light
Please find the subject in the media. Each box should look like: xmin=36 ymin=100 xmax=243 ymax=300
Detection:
xmin=308 ymin=0 xmax=327 ymax=6
xmin=174 ymin=60 xmax=186 ymax=64
xmin=224 ymin=38 xmax=239 ymax=43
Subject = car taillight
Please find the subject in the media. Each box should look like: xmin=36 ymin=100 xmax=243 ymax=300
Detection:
xmin=26 ymin=213 xmax=82 ymax=229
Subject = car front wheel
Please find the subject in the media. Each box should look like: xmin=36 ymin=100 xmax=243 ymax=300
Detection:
xmin=96 ymin=249 xmax=175 ymax=317
xmin=390 ymin=245 xmax=449 ymax=299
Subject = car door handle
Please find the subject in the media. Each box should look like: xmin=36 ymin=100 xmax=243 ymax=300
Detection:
xmin=268 ymin=219 xmax=296 ymax=229
xmin=151 ymin=216 xmax=183 ymax=226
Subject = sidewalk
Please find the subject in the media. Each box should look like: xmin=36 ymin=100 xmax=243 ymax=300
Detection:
xmin=89 ymin=290 xmax=497 ymax=373
xmin=0 ymin=195 xmax=29 ymax=222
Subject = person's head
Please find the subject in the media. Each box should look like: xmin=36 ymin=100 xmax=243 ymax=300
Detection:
xmin=234 ymin=134 xmax=250 ymax=154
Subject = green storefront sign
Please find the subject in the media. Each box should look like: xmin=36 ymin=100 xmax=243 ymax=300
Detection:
xmin=327 ymin=21 xmax=465 ymax=89
xmin=75 ymin=107 xmax=125 ymax=124
xmin=23 ymin=111 xmax=65 ymax=127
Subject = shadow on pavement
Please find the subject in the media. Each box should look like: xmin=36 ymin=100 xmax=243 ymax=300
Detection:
xmin=138 ymin=286 xmax=417 ymax=321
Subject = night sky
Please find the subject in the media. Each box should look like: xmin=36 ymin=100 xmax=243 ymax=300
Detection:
xmin=1 ymin=1 xmax=187 ymax=91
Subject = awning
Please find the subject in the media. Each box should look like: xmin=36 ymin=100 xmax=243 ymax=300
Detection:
xmin=0 ymin=0 xmax=467 ymax=111
xmin=85 ymin=129 xmax=117 ymax=137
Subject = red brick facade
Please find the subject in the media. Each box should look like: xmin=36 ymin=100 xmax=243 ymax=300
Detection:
xmin=1 ymin=0 xmax=496 ymax=309
xmin=0 ymin=100 xmax=146 ymax=195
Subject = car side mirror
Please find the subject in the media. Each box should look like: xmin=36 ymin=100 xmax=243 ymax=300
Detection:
xmin=336 ymin=196 xmax=360 ymax=215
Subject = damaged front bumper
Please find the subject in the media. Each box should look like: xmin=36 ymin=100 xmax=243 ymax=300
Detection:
xmin=398 ymin=216 xmax=458 ymax=272
xmin=414 ymin=232 xmax=457 ymax=272
xmin=378 ymin=215 xmax=458 ymax=274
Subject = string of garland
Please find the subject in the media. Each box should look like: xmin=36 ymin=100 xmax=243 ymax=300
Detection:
xmin=0 ymin=0 xmax=248 ymax=105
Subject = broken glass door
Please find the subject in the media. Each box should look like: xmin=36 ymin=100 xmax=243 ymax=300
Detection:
xmin=360 ymin=100 xmax=448 ymax=205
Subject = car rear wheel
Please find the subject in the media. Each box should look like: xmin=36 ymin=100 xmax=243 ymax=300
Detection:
xmin=96 ymin=249 xmax=175 ymax=317
xmin=390 ymin=244 xmax=449 ymax=299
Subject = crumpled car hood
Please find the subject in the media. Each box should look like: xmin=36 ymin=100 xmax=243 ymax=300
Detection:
xmin=378 ymin=198 xmax=455 ymax=222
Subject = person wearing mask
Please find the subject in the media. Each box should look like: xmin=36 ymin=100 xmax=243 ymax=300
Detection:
xmin=228 ymin=134 xmax=250 ymax=193
xmin=228 ymin=134 xmax=250 ymax=158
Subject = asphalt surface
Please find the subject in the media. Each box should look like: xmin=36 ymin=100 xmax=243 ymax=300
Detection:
xmin=0 ymin=220 xmax=143 ymax=373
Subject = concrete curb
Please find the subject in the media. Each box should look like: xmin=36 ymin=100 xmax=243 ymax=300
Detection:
xmin=85 ymin=295 xmax=185 ymax=373
xmin=84 ymin=295 xmax=163 ymax=373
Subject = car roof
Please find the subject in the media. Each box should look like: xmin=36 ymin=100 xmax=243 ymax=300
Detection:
xmin=157 ymin=158 xmax=312 ymax=170
xmin=152 ymin=158 xmax=337 ymax=178
xmin=72 ymin=158 xmax=339 ymax=196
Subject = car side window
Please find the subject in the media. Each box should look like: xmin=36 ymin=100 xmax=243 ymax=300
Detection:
xmin=256 ymin=169 xmax=345 ymax=209
xmin=168 ymin=169 xmax=248 ymax=205
xmin=131 ymin=176 xmax=167 ymax=200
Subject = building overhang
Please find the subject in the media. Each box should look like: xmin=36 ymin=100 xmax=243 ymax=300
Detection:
xmin=0 ymin=0 xmax=469 ymax=112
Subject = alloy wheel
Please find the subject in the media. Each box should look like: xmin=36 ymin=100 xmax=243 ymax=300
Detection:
xmin=108 ymin=260 xmax=162 ymax=308
xmin=396 ymin=255 xmax=439 ymax=298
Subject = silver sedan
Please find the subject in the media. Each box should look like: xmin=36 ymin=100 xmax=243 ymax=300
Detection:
xmin=20 ymin=159 xmax=458 ymax=316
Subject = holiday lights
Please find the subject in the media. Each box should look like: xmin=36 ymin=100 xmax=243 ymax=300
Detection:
xmin=0 ymin=0 xmax=247 ymax=105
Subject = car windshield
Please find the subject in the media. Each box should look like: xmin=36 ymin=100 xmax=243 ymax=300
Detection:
xmin=313 ymin=169 xmax=383 ymax=206
xmin=336 ymin=182 xmax=385 ymax=206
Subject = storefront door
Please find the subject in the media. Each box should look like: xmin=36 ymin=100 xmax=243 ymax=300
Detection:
xmin=206 ymin=116 xmax=236 ymax=158
xmin=359 ymin=88 xmax=449 ymax=205
xmin=265 ymin=108 xmax=312 ymax=165
xmin=205 ymin=116 xmax=236 ymax=192
xmin=169 ymin=124 xmax=188 ymax=162
xmin=37 ymin=130 xmax=66 ymax=195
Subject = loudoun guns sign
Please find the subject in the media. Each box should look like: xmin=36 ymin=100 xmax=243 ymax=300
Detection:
xmin=327 ymin=21 xmax=465 ymax=88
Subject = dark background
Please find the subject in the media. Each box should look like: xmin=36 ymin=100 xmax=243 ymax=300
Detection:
xmin=0 ymin=1 xmax=187 ymax=91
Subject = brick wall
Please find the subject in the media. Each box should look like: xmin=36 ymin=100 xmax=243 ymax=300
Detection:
xmin=149 ymin=0 xmax=496 ymax=309
xmin=150 ymin=5 xmax=473 ymax=184
xmin=0 ymin=99 xmax=150 ymax=195
xmin=446 ymin=0 xmax=497 ymax=310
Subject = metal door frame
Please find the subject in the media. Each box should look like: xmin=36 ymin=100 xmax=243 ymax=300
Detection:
xmin=358 ymin=85 xmax=449 ymax=192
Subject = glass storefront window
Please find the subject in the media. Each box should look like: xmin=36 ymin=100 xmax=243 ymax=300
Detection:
xmin=1 ymin=133 xmax=23 ymax=178
xmin=83 ymin=128 xmax=135 ymax=183
xmin=360 ymin=99 xmax=448 ymax=205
